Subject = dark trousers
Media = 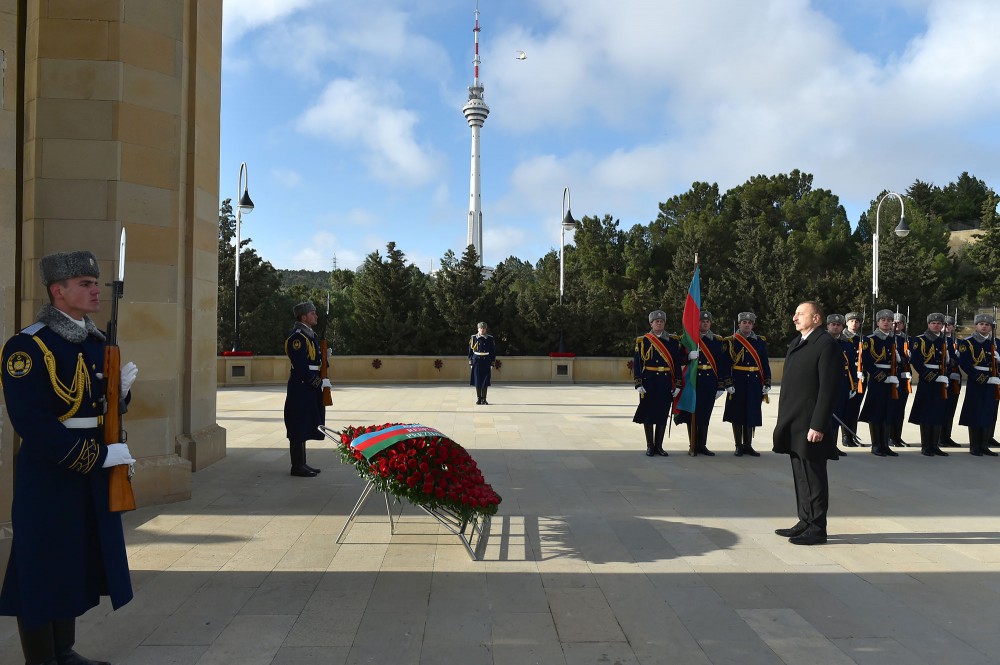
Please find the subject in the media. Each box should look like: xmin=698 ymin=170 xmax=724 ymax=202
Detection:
xmin=790 ymin=454 xmax=829 ymax=534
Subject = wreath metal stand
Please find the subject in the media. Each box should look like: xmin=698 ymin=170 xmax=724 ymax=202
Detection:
xmin=320 ymin=426 xmax=490 ymax=560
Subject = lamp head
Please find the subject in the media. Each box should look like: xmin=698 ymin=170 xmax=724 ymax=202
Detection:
xmin=238 ymin=188 xmax=254 ymax=215
xmin=894 ymin=216 xmax=909 ymax=238
xmin=561 ymin=209 xmax=577 ymax=230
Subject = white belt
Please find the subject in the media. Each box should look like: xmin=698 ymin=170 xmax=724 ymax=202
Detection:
xmin=63 ymin=417 xmax=100 ymax=429
xmin=975 ymin=366 xmax=991 ymax=372
xmin=308 ymin=365 xmax=320 ymax=371
xmin=473 ymin=352 xmax=491 ymax=356
xmin=924 ymin=364 xmax=940 ymax=369
xmin=874 ymin=364 xmax=891 ymax=369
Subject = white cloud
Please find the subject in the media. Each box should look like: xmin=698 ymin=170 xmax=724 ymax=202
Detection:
xmin=222 ymin=0 xmax=317 ymax=45
xmin=297 ymin=78 xmax=440 ymax=187
xmin=271 ymin=168 xmax=302 ymax=188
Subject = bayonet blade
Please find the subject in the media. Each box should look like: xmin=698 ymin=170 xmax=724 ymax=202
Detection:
xmin=118 ymin=227 xmax=127 ymax=282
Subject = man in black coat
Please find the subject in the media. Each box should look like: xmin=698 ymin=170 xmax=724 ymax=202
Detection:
xmin=772 ymin=301 xmax=842 ymax=546
xmin=284 ymin=301 xmax=328 ymax=477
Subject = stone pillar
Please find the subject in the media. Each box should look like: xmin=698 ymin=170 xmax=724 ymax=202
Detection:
xmin=1 ymin=0 xmax=226 ymax=542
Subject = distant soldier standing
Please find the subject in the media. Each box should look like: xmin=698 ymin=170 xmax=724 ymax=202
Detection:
xmin=859 ymin=309 xmax=900 ymax=457
xmin=957 ymin=314 xmax=1000 ymax=456
xmin=825 ymin=313 xmax=856 ymax=456
xmin=633 ymin=310 xmax=685 ymax=457
xmin=675 ymin=311 xmax=732 ymax=457
xmin=907 ymin=312 xmax=950 ymax=457
xmin=468 ymin=322 xmax=496 ymax=405
xmin=284 ymin=301 xmax=329 ymax=477
xmin=724 ymin=312 xmax=771 ymax=457
xmin=841 ymin=312 xmax=865 ymax=447
xmin=887 ymin=312 xmax=912 ymax=447
xmin=940 ymin=315 xmax=962 ymax=447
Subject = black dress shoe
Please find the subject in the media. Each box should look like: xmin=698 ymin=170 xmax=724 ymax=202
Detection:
xmin=970 ymin=449 xmax=983 ymax=457
xmin=842 ymin=439 xmax=858 ymax=447
xmin=871 ymin=447 xmax=886 ymax=457
xmin=940 ymin=438 xmax=960 ymax=448
xmin=983 ymin=448 xmax=998 ymax=457
xmin=775 ymin=525 xmax=807 ymax=537
xmin=481 ymin=400 xmax=489 ymax=405
xmin=734 ymin=447 xmax=744 ymax=457
xmin=920 ymin=449 xmax=934 ymax=457
xmin=290 ymin=465 xmax=318 ymax=477
xmin=789 ymin=532 xmax=827 ymax=546
xmin=884 ymin=447 xmax=898 ymax=457
xmin=655 ymin=448 xmax=670 ymax=457
xmin=645 ymin=448 xmax=655 ymax=457
xmin=697 ymin=448 xmax=715 ymax=456
xmin=836 ymin=448 xmax=847 ymax=456
xmin=932 ymin=447 xmax=949 ymax=457
xmin=57 ymin=649 xmax=111 ymax=665
xmin=476 ymin=398 xmax=483 ymax=404
xmin=304 ymin=464 xmax=321 ymax=474
xmin=743 ymin=446 xmax=761 ymax=457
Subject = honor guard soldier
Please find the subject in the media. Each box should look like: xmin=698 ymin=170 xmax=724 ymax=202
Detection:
xmin=940 ymin=315 xmax=962 ymax=447
xmin=825 ymin=313 xmax=856 ymax=456
xmin=907 ymin=313 xmax=950 ymax=456
xmin=859 ymin=309 xmax=901 ymax=456
xmin=468 ymin=322 xmax=496 ymax=405
xmin=633 ymin=310 xmax=685 ymax=457
xmin=888 ymin=312 xmax=912 ymax=447
xmin=842 ymin=312 xmax=865 ymax=446
xmin=723 ymin=311 xmax=771 ymax=457
xmin=1 ymin=251 xmax=136 ymax=665
xmin=675 ymin=311 xmax=732 ymax=456
xmin=956 ymin=314 xmax=1000 ymax=456
xmin=284 ymin=301 xmax=329 ymax=477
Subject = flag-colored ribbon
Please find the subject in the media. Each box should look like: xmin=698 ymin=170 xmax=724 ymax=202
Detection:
xmin=676 ymin=265 xmax=700 ymax=413
xmin=349 ymin=424 xmax=446 ymax=461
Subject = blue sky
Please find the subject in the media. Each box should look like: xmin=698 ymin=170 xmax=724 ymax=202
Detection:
xmin=220 ymin=0 xmax=1000 ymax=272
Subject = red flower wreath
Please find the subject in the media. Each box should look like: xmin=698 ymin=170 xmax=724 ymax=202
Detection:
xmin=337 ymin=423 xmax=501 ymax=523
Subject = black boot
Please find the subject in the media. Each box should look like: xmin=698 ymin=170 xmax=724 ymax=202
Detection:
xmin=920 ymin=426 xmax=935 ymax=456
xmin=743 ymin=427 xmax=760 ymax=457
xmin=869 ymin=424 xmax=886 ymax=456
xmin=52 ymin=619 xmax=110 ymax=665
xmin=842 ymin=431 xmax=858 ymax=447
xmin=733 ymin=424 xmax=743 ymax=456
xmin=696 ymin=424 xmax=714 ymax=456
xmin=882 ymin=424 xmax=898 ymax=456
xmin=644 ymin=423 xmax=655 ymax=456
xmin=290 ymin=441 xmax=317 ymax=477
xmin=475 ymin=386 xmax=482 ymax=404
xmin=653 ymin=423 xmax=669 ymax=456
xmin=18 ymin=619 xmax=57 ymax=665
xmin=970 ymin=428 xmax=983 ymax=456
xmin=481 ymin=386 xmax=489 ymax=405
xmin=982 ymin=429 xmax=999 ymax=457
xmin=930 ymin=426 xmax=948 ymax=456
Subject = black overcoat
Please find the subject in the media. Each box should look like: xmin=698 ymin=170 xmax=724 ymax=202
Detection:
xmin=772 ymin=328 xmax=842 ymax=462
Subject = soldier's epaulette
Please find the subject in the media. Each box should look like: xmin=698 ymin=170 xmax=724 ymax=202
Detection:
xmin=759 ymin=335 xmax=767 ymax=341
xmin=20 ymin=322 xmax=45 ymax=336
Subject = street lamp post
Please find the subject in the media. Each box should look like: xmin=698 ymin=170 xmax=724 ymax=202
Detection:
xmin=558 ymin=186 xmax=577 ymax=352
xmin=872 ymin=191 xmax=910 ymax=329
xmin=233 ymin=161 xmax=254 ymax=351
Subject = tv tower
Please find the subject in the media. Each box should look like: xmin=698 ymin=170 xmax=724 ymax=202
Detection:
xmin=462 ymin=1 xmax=489 ymax=267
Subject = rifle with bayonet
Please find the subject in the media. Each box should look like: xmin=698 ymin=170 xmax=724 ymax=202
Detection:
xmin=105 ymin=228 xmax=136 ymax=512
xmin=890 ymin=306 xmax=900 ymax=401
xmin=993 ymin=306 xmax=999 ymax=401
xmin=320 ymin=292 xmax=332 ymax=407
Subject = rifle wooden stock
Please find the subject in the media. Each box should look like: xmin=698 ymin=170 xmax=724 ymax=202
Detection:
xmin=890 ymin=336 xmax=899 ymax=400
xmin=856 ymin=339 xmax=864 ymax=394
xmin=104 ymin=345 xmax=136 ymax=512
xmin=320 ymin=340 xmax=332 ymax=407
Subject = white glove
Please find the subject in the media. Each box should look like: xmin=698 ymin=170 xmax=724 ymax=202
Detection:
xmin=987 ymin=376 xmax=1000 ymax=386
xmin=103 ymin=443 xmax=135 ymax=468
xmin=688 ymin=350 xmax=700 ymax=360
xmin=950 ymin=373 xmax=960 ymax=381
xmin=994 ymin=351 xmax=1000 ymax=362
xmin=636 ymin=385 xmax=646 ymax=395
xmin=856 ymin=371 xmax=864 ymax=380
xmin=120 ymin=361 xmax=138 ymax=396
xmin=328 ymin=346 xmax=334 ymax=359
xmin=934 ymin=375 xmax=949 ymax=384
xmin=884 ymin=376 xmax=899 ymax=384
xmin=672 ymin=387 xmax=681 ymax=398
xmin=849 ymin=390 xmax=857 ymax=399
xmin=715 ymin=390 xmax=725 ymax=400
xmin=762 ymin=386 xmax=770 ymax=395
xmin=901 ymin=372 xmax=911 ymax=380
xmin=321 ymin=378 xmax=332 ymax=389
xmin=726 ymin=386 xmax=735 ymax=395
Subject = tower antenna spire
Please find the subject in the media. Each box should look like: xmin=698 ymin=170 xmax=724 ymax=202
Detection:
xmin=463 ymin=0 xmax=490 ymax=268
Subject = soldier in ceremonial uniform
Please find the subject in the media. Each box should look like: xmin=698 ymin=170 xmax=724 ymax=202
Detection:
xmin=284 ymin=301 xmax=329 ymax=477
xmin=825 ymin=313 xmax=856 ymax=456
xmin=859 ymin=309 xmax=901 ymax=457
xmin=842 ymin=312 xmax=865 ymax=447
xmin=888 ymin=312 xmax=912 ymax=447
xmin=957 ymin=314 xmax=1000 ymax=456
xmin=633 ymin=310 xmax=685 ymax=457
xmin=723 ymin=311 xmax=771 ymax=457
xmin=940 ymin=315 xmax=962 ymax=447
xmin=907 ymin=313 xmax=950 ymax=457
xmin=468 ymin=322 xmax=496 ymax=405
xmin=1 ymin=251 xmax=136 ymax=665
xmin=675 ymin=311 xmax=732 ymax=457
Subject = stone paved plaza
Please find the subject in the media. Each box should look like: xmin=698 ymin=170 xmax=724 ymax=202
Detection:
xmin=2 ymin=383 xmax=999 ymax=665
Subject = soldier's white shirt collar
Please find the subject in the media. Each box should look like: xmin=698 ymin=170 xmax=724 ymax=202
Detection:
xmin=55 ymin=306 xmax=87 ymax=330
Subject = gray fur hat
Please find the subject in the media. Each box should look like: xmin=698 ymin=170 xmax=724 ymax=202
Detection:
xmin=39 ymin=251 xmax=100 ymax=286
xmin=875 ymin=309 xmax=894 ymax=321
xmin=943 ymin=315 xmax=955 ymax=325
xmin=700 ymin=311 xmax=712 ymax=321
xmin=827 ymin=313 xmax=846 ymax=325
xmin=648 ymin=310 xmax=667 ymax=323
xmin=477 ymin=321 xmax=488 ymax=329
xmin=292 ymin=301 xmax=316 ymax=318
xmin=737 ymin=312 xmax=756 ymax=323
xmin=974 ymin=314 xmax=995 ymax=325
xmin=845 ymin=312 xmax=863 ymax=322
xmin=893 ymin=312 xmax=906 ymax=323
xmin=926 ymin=312 xmax=945 ymax=324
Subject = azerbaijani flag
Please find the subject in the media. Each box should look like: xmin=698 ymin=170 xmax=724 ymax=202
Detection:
xmin=676 ymin=265 xmax=700 ymax=414
xmin=349 ymin=424 xmax=446 ymax=461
